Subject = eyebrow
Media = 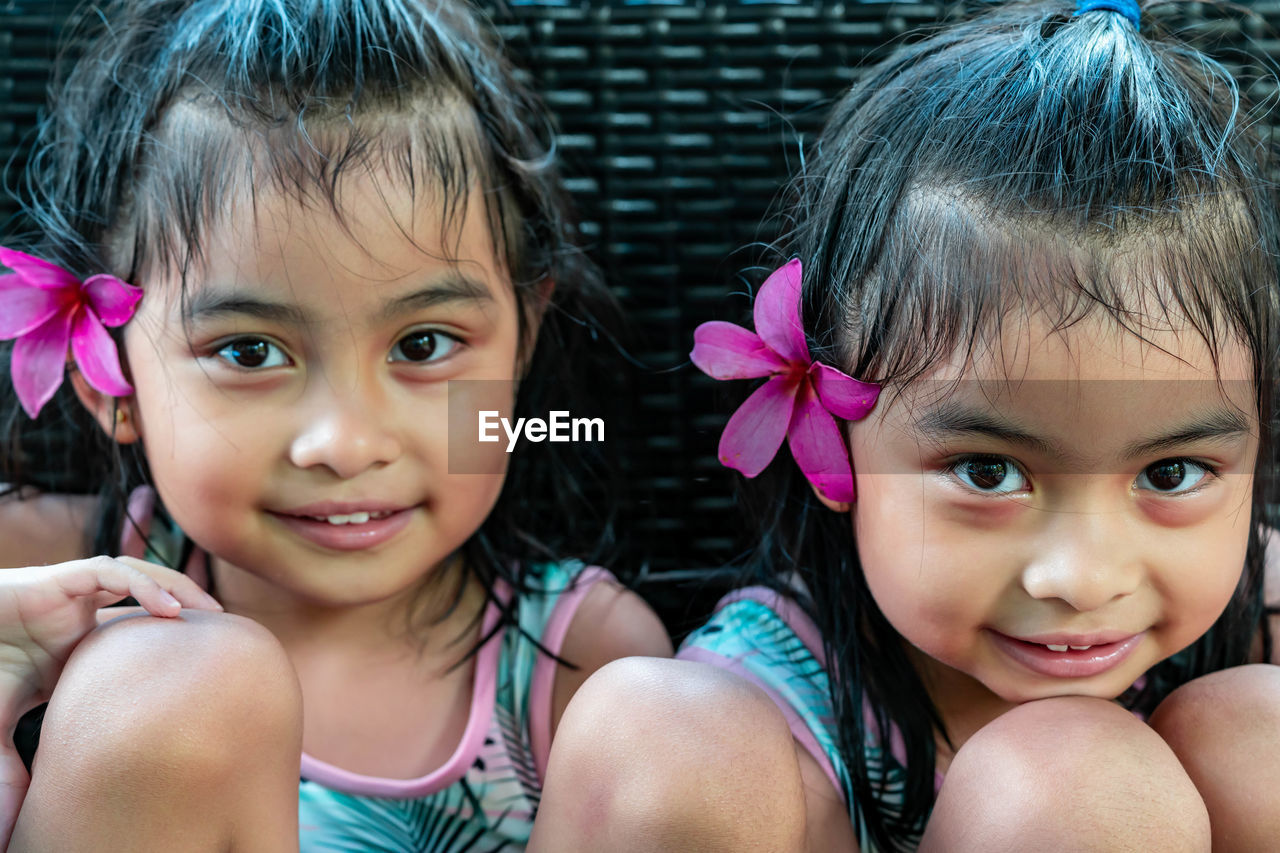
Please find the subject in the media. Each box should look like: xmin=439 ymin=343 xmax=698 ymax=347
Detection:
xmin=914 ymin=399 xmax=1251 ymax=462
xmin=183 ymin=274 xmax=495 ymax=325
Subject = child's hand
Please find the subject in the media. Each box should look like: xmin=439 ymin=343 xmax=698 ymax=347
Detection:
xmin=0 ymin=556 xmax=222 ymax=725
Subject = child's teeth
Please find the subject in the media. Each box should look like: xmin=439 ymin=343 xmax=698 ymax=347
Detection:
xmin=1069 ymin=645 xmax=1092 ymax=650
xmin=1045 ymin=644 xmax=1070 ymax=652
xmin=323 ymin=512 xmax=371 ymax=525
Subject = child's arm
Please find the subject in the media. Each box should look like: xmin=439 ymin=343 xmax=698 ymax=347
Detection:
xmin=0 ymin=554 xmax=222 ymax=849
xmin=550 ymin=581 xmax=673 ymax=737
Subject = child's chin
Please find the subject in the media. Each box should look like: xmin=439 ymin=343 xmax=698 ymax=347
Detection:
xmin=985 ymin=674 xmax=1134 ymax=706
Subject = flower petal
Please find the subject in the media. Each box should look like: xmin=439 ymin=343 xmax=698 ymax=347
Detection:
xmin=718 ymin=373 xmax=801 ymax=477
xmin=71 ymin=307 xmax=134 ymax=397
xmin=11 ymin=308 xmax=74 ymax=418
xmin=691 ymin=321 xmax=789 ymax=380
xmin=753 ymin=259 xmax=809 ymax=365
xmin=0 ymin=274 xmax=69 ymax=338
xmin=0 ymin=247 xmax=81 ymax=291
xmin=83 ymin=275 xmax=143 ymax=327
xmin=810 ymin=362 xmax=880 ymax=421
xmin=788 ymin=378 xmax=855 ymax=503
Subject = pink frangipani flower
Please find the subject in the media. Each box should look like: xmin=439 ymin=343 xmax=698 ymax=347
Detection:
xmin=690 ymin=259 xmax=879 ymax=503
xmin=0 ymin=246 xmax=142 ymax=418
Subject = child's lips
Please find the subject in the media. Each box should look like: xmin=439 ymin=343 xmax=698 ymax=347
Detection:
xmin=988 ymin=629 xmax=1146 ymax=679
xmin=268 ymin=505 xmax=415 ymax=551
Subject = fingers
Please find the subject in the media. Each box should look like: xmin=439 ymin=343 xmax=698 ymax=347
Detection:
xmin=55 ymin=557 xmax=222 ymax=618
xmin=114 ymin=557 xmax=222 ymax=614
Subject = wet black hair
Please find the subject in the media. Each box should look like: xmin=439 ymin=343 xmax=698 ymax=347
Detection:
xmin=738 ymin=1 xmax=1280 ymax=848
xmin=0 ymin=0 xmax=624 ymax=639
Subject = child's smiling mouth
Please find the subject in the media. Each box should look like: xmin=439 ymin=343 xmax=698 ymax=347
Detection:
xmin=268 ymin=502 xmax=415 ymax=551
xmin=987 ymin=630 xmax=1147 ymax=679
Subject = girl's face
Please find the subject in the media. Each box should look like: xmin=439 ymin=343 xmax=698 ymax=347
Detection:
xmin=846 ymin=309 xmax=1258 ymax=707
xmin=116 ymin=169 xmax=522 ymax=612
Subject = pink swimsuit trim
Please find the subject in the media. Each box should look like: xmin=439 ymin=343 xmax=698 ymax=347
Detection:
xmin=527 ymin=565 xmax=615 ymax=784
xmin=297 ymin=584 xmax=509 ymax=798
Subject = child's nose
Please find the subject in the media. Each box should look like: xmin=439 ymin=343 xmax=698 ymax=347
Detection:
xmin=288 ymin=384 xmax=403 ymax=478
xmin=1020 ymin=512 xmax=1143 ymax=612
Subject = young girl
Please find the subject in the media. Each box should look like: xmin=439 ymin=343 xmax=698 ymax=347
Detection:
xmin=530 ymin=1 xmax=1280 ymax=851
xmin=0 ymin=0 xmax=671 ymax=849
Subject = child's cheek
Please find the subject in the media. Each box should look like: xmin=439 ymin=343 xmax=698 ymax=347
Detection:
xmin=1137 ymin=485 xmax=1251 ymax=633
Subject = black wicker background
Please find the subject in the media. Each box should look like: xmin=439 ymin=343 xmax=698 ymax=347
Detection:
xmin=3 ymin=0 xmax=1280 ymax=631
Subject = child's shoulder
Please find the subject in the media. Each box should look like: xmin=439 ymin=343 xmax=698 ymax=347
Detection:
xmin=0 ymin=488 xmax=95 ymax=568
xmin=550 ymin=563 xmax=673 ymax=666
xmin=515 ymin=560 xmax=672 ymax=745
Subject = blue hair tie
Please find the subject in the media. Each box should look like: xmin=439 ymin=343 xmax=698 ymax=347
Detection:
xmin=1073 ymin=0 xmax=1141 ymax=29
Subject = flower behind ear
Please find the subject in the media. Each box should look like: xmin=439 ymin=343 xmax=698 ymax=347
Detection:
xmin=690 ymin=259 xmax=878 ymax=503
xmin=0 ymin=247 xmax=142 ymax=418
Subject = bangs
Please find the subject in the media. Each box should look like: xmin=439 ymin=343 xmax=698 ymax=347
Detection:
xmin=835 ymin=185 xmax=1276 ymax=396
xmin=114 ymin=91 xmax=506 ymax=287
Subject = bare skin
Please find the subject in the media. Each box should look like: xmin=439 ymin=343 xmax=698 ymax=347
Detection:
xmin=538 ymin=657 xmax=1280 ymax=853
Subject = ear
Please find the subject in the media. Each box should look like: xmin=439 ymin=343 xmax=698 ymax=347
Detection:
xmin=69 ymin=368 xmax=141 ymax=444
xmin=808 ymin=481 xmax=852 ymax=514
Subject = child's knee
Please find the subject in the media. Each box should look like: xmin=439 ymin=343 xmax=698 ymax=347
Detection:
xmin=1150 ymin=663 xmax=1280 ymax=749
xmin=1149 ymin=663 xmax=1280 ymax=783
xmin=1149 ymin=665 xmax=1280 ymax=850
xmin=543 ymin=657 xmax=805 ymax=849
xmin=926 ymin=696 xmax=1208 ymax=852
xmin=44 ymin=610 xmax=301 ymax=780
xmin=554 ymin=656 xmax=797 ymax=782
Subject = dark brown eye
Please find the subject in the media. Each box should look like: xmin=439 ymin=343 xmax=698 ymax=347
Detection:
xmin=391 ymin=330 xmax=457 ymax=363
xmin=396 ymin=331 xmax=436 ymax=361
xmin=215 ymin=338 xmax=284 ymax=369
xmin=953 ymin=455 xmax=1026 ymax=493
xmin=965 ymin=458 xmax=1008 ymax=489
xmin=1144 ymin=461 xmax=1186 ymax=491
xmin=1137 ymin=459 xmax=1211 ymax=494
